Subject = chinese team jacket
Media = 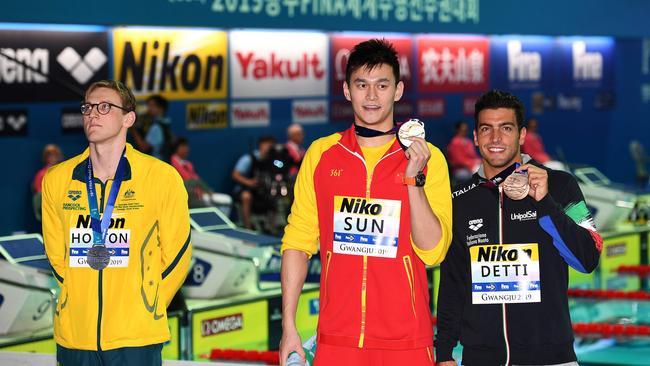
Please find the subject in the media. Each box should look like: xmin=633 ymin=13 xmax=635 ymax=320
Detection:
xmin=282 ymin=126 xmax=453 ymax=351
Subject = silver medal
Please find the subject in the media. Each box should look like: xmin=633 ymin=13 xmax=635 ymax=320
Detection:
xmin=87 ymin=245 xmax=111 ymax=270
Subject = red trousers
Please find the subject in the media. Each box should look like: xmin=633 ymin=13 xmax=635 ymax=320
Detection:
xmin=313 ymin=342 xmax=434 ymax=366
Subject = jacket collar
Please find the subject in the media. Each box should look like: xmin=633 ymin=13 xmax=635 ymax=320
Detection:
xmin=476 ymin=154 xmax=533 ymax=182
xmin=72 ymin=143 xmax=134 ymax=183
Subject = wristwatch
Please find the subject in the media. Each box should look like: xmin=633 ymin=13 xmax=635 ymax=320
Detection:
xmin=403 ymin=171 xmax=426 ymax=187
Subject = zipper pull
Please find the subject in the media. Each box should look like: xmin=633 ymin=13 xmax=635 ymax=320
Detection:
xmin=498 ymin=186 xmax=504 ymax=209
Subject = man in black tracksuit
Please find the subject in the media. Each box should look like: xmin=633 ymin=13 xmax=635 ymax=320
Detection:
xmin=435 ymin=90 xmax=602 ymax=366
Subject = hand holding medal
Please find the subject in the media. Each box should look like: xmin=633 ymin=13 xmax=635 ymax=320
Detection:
xmin=516 ymin=163 xmax=549 ymax=201
xmin=398 ymin=119 xmax=431 ymax=179
xmin=353 ymin=118 xmax=429 ymax=177
xmin=501 ymin=163 xmax=549 ymax=201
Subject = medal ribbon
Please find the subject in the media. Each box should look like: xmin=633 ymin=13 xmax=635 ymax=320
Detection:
xmin=86 ymin=149 xmax=127 ymax=246
xmin=354 ymin=121 xmax=405 ymax=138
xmin=479 ymin=162 xmax=521 ymax=188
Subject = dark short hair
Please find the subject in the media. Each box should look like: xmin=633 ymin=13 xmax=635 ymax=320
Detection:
xmin=173 ymin=137 xmax=188 ymax=154
xmin=474 ymin=90 xmax=526 ymax=130
xmin=146 ymin=94 xmax=169 ymax=113
xmin=345 ymin=39 xmax=400 ymax=85
xmin=85 ymin=80 xmax=136 ymax=113
xmin=454 ymin=120 xmax=468 ymax=132
xmin=258 ymin=135 xmax=276 ymax=146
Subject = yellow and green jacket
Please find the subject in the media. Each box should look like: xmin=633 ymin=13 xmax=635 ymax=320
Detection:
xmin=42 ymin=143 xmax=192 ymax=351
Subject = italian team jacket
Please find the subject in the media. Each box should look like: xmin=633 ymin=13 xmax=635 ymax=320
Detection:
xmin=435 ymin=158 xmax=602 ymax=365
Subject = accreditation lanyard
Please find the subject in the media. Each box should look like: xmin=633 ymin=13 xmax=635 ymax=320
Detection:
xmin=85 ymin=150 xmax=127 ymax=246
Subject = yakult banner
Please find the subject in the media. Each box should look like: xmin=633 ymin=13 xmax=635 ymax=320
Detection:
xmin=416 ymin=36 xmax=489 ymax=93
xmin=231 ymin=101 xmax=271 ymax=128
xmin=330 ymin=35 xmax=414 ymax=94
xmin=230 ymin=31 xmax=328 ymax=98
xmin=556 ymin=37 xmax=615 ymax=90
xmin=113 ymin=28 xmax=228 ymax=100
xmin=490 ymin=36 xmax=555 ymax=90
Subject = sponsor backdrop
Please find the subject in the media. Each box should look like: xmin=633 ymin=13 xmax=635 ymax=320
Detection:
xmin=0 ymin=30 xmax=108 ymax=102
xmin=0 ymin=23 xmax=649 ymax=235
xmin=112 ymin=28 xmax=228 ymax=101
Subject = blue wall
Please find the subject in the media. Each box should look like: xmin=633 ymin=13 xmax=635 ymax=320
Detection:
xmin=3 ymin=0 xmax=650 ymax=38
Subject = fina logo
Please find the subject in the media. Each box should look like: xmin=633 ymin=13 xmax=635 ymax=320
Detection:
xmin=57 ymin=47 xmax=107 ymax=84
xmin=511 ymin=210 xmax=538 ymax=221
xmin=572 ymin=41 xmax=603 ymax=81
xmin=468 ymin=218 xmax=484 ymax=231
xmin=507 ymin=40 xmax=541 ymax=82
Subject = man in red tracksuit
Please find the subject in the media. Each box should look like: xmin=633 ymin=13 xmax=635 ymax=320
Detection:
xmin=279 ymin=39 xmax=453 ymax=366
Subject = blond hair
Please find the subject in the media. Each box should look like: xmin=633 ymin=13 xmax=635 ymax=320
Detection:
xmin=85 ymin=80 xmax=136 ymax=113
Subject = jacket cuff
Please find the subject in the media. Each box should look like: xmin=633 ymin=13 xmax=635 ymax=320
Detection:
xmin=534 ymin=194 xmax=561 ymax=217
xmin=434 ymin=343 xmax=454 ymax=362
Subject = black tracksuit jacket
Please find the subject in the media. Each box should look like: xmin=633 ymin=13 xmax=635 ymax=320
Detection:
xmin=435 ymin=161 xmax=602 ymax=365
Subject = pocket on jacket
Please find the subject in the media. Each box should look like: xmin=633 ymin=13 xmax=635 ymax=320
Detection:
xmin=321 ymin=250 xmax=333 ymax=310
xmin=402 ymin=255 xmax=417 ymax=318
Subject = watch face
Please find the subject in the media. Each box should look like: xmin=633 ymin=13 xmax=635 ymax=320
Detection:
xmin=415 ymin=172 xmax=426 ymax=187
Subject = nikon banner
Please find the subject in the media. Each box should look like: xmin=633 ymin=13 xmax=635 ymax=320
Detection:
xmin=186 ymin=102 xmax=228 ymax=130
xmin=113 ymin=28 xmax=228 ymax=100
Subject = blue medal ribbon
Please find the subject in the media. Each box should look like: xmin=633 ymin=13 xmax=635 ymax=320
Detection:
xmin=85 ymin=149 xmax=127 ymax=247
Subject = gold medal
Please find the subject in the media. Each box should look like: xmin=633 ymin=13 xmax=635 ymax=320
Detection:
xmin=397 ymin=119 xmax=425 ymax=150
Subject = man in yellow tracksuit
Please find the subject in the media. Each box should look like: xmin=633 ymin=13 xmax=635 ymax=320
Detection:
xmin=42 ymin=80 xmax=192 ymax=366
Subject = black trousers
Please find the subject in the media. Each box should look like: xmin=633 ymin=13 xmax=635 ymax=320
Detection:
xmin=56 ymin=343 xmax=163 ymax=366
